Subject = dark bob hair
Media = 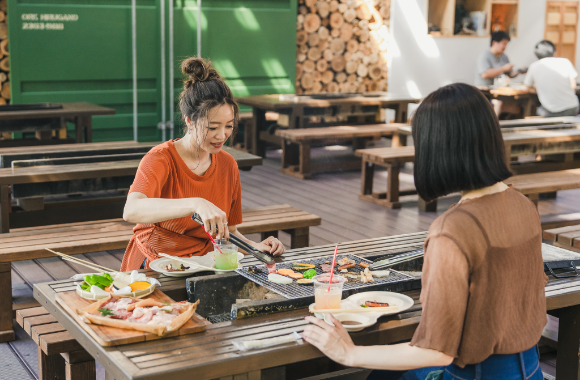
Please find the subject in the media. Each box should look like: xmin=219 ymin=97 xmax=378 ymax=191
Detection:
xmin=412 ymin=83 xmax=512 ymax=202
xmin=490 ymin=30 xmax=510 ymax=46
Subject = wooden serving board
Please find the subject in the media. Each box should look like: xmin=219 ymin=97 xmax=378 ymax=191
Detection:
xmin=56 ymin=289 xmax=209 ymax=346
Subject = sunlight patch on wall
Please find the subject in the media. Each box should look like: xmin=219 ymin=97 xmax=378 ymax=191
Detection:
xmin=397 ymin=0 xmax=440 ymax=58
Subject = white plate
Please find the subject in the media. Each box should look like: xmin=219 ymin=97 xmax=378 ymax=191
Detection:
xmin=309 ymin=291 xmax=414 ymax=332
xmin=75 ymin=282 xmax=156 ymax=300
xmin=149 ymin=252 xmax=244 ymax=277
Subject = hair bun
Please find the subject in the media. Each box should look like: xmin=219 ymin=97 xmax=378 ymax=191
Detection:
xmin=181 ymin=57 xmax=221 ymax=87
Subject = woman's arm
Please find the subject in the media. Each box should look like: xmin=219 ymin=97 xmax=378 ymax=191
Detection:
xmin=123 ymin=192 xmax=230 ymax=239
xmin=303 ymin=314 xmax=453 ymax=370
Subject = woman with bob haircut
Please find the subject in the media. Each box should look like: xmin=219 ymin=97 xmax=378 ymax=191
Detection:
xmin=303 ymin=83 xmax=546 ymax=380
xmin=121 ymin=56 xmax=284 ymax=271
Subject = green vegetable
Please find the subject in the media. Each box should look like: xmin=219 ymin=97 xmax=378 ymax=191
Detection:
xmin=163 ymin=309 xmax=173 ymax=313
xmin=360 ymin=304 xmax=369 ymax=308
xmin=98 ymin=308 xmax=114 ymax=316
xmin=163 ymin=302 xmax=171 ymax=306
xmin=303 ymin=269 xmax=317 ymax=279
xmin=84 ymin=274 xmax=113 ymax=290
xmin=80 ymin=282 xmax=91 ymax=292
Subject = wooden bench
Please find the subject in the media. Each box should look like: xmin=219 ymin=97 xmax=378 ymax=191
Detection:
xmin=355 ymin=146 xmax=418 ymax=209
xmin=544 ymin=224 xmax=580 ymax=253
xmin=505 ymin=169 xmax=580 ymax=207
xmin=16 ymin=307 xmax=95 ymax=380
xmin=275 ymin=124 xmax=404 ymax=179
xmin=1 ymin=204 xmax=321 ymax=342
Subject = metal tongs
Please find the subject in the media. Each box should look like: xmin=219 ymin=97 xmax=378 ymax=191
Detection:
xmin=191 ymin=214 xmax=275 ymax=265
xmin=370 ymin=249 xmax=424 ymax=270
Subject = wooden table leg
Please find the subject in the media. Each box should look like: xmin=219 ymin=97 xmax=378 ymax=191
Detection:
xmin=522 ymin=98 xmax=535 ymax=118
xmin=62 ymin=350 xmax=96 ymax=380
xmin=285 ymin=227 xmax=310 ymax=248
xmin=556 ymin=304 xmax=580 ymax=379
xmin=0 ymin=184 xmax=9 ymax=233
xmin=361 ymin=161 xmax=374 ymax=196
xmin=0 ymin=262 xmax=14 ymax=342
xmin=394 ymin=102 xmax=406 ymax=123
xmin=391 ymin=131 xmax=407 ymax=148
xmin=386 ymin=163 xmax=401 ymax=208
xmin=39 ymin=346 xmax=66 ymax=380
xmin=81 ymin=116 xmax=93 ymax=143
xmin=418 ymin=197 xmax=437 ymax=212
xmin=299 ymin=143 xmax=311 ymax=179
xmin=527 ymin=193 xmax=540 ymax=208
xmin=260 ymin=230 xmax=278 ymax=242
xmin=251 ymin=108 xmax=267 ymax=157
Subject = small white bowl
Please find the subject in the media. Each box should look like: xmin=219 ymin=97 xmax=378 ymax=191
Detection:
xmin=325 ymin=313 xmax=373 ymax=332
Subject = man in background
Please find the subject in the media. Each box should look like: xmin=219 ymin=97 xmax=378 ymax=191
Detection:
xmin=475 ymin=31 xmax=525 ymax=117
xmin=524 ymin=40 xmax=579 ymax=117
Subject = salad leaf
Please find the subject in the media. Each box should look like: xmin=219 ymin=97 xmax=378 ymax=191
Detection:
xmin=360 ymin=304 xmax=369 ymax=308
xmin=303 ymin=269 xmax=317 ymax=279
xmin=163 ymin=309 xmax=173 ymax=313
xmin=80 ymin=282 xmax=91 ymax=292
xmin=98 ymin=308 xmax=114 ymax=316
xmin=84 ymin=274 xmax=113 ymax=290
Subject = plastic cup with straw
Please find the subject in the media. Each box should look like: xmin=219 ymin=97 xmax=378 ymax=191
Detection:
xmin=313 ymin=244 xmax=345 ymax=310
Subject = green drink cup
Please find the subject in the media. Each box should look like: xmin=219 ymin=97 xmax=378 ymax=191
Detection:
xmin=213 ymin=240 xmax=239 ymax=270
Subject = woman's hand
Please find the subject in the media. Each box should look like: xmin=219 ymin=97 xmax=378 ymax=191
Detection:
xmin=192 ymin=198 xmax=229 ymax=240
xmin=254 ymin=237 xmax=285 ymax=256
xmin=303 ymin=315 xmax=356 ymax=366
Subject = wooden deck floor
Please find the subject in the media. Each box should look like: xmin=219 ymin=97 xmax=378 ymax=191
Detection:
xmin=3 ymin=145 xmax=573 ymax=379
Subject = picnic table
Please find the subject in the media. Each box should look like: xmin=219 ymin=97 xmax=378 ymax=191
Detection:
xmin=358 ymin=124 xmax=580 ymax=211
xmin=0 ymin=142 xmax=262 ymax=232
xmin=236 ymin=93 xmax=420 ymax=157
xmin=31 ymin=233 xmax=580 ymax=380
xmin=0 ymin=102 xmax=116 ymax=146
xmin=478 ymin=87 xmax=540 ymax=118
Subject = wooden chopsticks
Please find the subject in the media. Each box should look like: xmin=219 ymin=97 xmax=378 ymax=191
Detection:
xmin=45 ymin=248 xmax=118 ymax=273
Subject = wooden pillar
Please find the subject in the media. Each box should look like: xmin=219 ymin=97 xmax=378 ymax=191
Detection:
xmin=0 ymin=262 xmax=14 ymax=342
xmin=386 ymin=163 xmax=400 ymax=206
xmin=81 ymin=116 xmax=93 ymax=143
xmin=38 ymin=346 xmax=66 ymax=380
xmin=285 ymin=227 xmax=310 ymax=249
xmin=556 ymin=304 xmax=580 ymax=380
xmin=0 ymin=184 xmax=9 ymax=233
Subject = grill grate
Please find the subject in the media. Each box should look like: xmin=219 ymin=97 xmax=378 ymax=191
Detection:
xmin=236 ymin=254 xmax=414 ymax=300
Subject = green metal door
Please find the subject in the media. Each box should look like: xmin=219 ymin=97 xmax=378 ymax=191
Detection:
xmin=8 ymin=0 xmax=296 ymax=142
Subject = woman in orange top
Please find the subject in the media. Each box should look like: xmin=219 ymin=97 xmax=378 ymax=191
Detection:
xmin=120 ymin=57 xmax=285 ymax=271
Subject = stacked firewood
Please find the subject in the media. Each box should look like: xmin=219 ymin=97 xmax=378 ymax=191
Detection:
xmin=296 ymin=0 xmax=390 ymax=94
xmin=0 ymin=0 xmax=8 ymax=104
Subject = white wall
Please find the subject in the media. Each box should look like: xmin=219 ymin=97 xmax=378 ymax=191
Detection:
xmin=388 ymin=0 xmax=580 ymax=97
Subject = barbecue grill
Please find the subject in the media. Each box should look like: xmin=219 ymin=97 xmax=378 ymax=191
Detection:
xmin=235 ymin=254 xmax=414 ymax=300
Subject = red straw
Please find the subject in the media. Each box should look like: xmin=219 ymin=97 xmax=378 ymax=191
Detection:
xmin=327 ymin=244 xmax=338 ymax=292
xmin=202 ymin=226 xmax=224 ymax=254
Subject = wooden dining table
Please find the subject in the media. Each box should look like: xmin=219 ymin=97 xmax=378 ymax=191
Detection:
xmin=0 ymin=102 xmax=116 ymax=146
xmin=236 ymin=93 xmax=421 ymax=157
xmin=32 ymin=232 xmax=580 ymax=380
xmin=0 ymin=143 xmax=262 ymax=233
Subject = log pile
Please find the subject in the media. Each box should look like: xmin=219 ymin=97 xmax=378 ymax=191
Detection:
xmin=296 ymin=0 xmax=390 ymax=94
xmin=0 ymin=0 xmax=8 ymax=105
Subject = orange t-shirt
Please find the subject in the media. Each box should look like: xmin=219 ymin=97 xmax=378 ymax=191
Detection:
xmin=120 ymin=140 xmax=243 ymax=271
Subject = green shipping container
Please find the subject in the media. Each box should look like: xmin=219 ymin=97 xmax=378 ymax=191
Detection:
xmin=8 ymin=0 xmax=296 ymax=142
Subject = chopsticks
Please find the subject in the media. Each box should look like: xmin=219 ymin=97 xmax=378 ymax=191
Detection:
xmin=310 ymin=306 xmax=399 ymax=314
xmin=45 ymin=248 xmax=118 ymax=273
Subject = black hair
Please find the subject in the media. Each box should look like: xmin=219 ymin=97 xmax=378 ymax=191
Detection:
xmin=412 ymin=83 xmax=512 ymax=202
xmin=179 ymin=56 xmax=239 ymax=140
xmin=535 ymin=40 xmax=556 ymax=59
xmin=490 ymin=31 xmax=510 ymax=46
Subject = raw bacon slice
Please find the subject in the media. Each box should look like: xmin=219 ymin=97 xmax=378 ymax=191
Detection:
xmin=320 ymin=264 xmax=334 ymax=273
